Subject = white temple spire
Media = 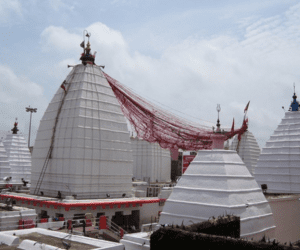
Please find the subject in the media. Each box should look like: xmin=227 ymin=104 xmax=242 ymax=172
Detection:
xmin=255 ymin=88 xmax=300 ymax=193
xmin=30 ymin=33 xmax=133 ymax=199
xmin=3 ymin=120 xmax=31 ymax=183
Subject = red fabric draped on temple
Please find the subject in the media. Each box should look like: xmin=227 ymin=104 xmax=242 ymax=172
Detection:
xmin=103 ymin=72 xmax=248 ymax=151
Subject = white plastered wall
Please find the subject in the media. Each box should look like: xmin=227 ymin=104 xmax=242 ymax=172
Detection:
xmin=0 ymin=142 xmax=11 ymax=179
xmin=131 ymin=137 xmax=171 ymax=183
xmin=267 ymin=195 xmax=300 ymax=243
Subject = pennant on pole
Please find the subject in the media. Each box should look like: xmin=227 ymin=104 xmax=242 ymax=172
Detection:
xmin=244 ymin=101 xmax=250 ymax=113
xmin=231 ymin=118 xmax=235 ymax=133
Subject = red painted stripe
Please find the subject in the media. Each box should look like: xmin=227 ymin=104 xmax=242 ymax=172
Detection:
xmin=0 ymin=194 xmax=165 ymax=210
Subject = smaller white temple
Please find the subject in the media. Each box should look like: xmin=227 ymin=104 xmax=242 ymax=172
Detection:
xmin=2 ymin=121 xmax=31 ymax=184
xmin=159 ymin=148 xmax=275 ymax=240
xmin=255 ymin=90 xmax=300 ymax=193
xmin=229 ymin=131 xmax=261 ymax=175
xmin=130 ymin=137 xmax=171 ymax=183
xmin=0 ymin=142 xmax=11 ymax=179
xmin=159 ymin=114 xmax=275 ymax=240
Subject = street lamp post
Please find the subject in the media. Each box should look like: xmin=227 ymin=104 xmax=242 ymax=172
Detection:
xmin=216 ymin=104 xmax=221 ymax=132
xmin=26 ymin=106 xmax=37 ymax=148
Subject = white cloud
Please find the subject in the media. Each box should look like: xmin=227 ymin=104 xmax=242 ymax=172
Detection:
xmin=0 ymin=0 xmax=22 ymax=24
xmin=0 ymin=65 xmax=47 ymax=144
xmin=48 ymin=0 xmax=76 ymax=12
xmin=39 ymin=3 xmax=300 ymax=147
xmin=40 ymin=26 xmax=81 ymax=52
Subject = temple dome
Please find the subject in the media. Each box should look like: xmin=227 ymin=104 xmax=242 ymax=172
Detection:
xmin=159 ymin=149 xmax=275 ymax=240
xmin=30 ymin=64 xmax=133 ymax=199
xmin=255 ymin=110 xmax=300 ymax=193
xmin=229 ymin=131 xmax=261 ymax=175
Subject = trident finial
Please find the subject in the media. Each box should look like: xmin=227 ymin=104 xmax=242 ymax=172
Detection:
xmin=294 ymin=82 xmax=296 ymax=94
xmin=12 ymin=118 xmax=19 ymax=134
xmin=79 ymin=30 xmax=96 ymax=65
xmin=290 ymin=83 xmax=299 ymax=111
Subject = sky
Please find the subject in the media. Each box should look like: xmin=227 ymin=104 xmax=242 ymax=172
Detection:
xmin=1 ymin=0 xmax=300 ymax=148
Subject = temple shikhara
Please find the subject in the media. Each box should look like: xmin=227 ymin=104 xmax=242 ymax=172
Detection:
xmin=1 ymin=31 xmax=300 ymax=248
xmin=255 ymin=90 xmax=300 ymax=193
xmin=30 ymin=39 xmax=133 ymax=199
xmin=2 ymin=121 xmax=32 ymax=184
xmin=229 ymin=130 xmax=261 ymax=175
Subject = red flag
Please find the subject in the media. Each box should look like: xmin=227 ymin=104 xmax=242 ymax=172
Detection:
xmin=244 ymin=101 xmax=250 ymax=113
xmin=60 ymin=84 xmax=66 ymax=92
xmin=231 ymin=118 xmax=234 ymax=133
xmin=60 ymin=80 xmax=67 ymax=93
xmin=242 ymin=118 xmax=248 ymax=128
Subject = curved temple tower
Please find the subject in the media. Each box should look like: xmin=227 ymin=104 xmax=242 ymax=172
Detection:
xmin=255 ymin=90 xmax=300 ymax=193
xmin=30 ymin=38 xmax=133 ymax=199
xmin=230 ymin=131 xmax=261 ymax=175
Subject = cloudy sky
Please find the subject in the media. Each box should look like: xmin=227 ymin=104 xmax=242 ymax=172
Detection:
xmin=1 ymin=0 xmax=300 ymax=148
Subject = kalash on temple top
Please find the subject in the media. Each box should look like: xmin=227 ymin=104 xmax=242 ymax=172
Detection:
xmin=289 ymin=85 xmax=300 ymax=111
xmin=79 ymin=32 xmax=96 ymax=65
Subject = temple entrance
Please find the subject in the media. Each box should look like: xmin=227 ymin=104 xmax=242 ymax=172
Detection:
xmin=96 ymin=212 xmax=105 ymax=227
xmin=111 ymin=210 xmax=140 ymax=232
xmin=40 ymin=210 xmax=48 ymax=219
xmin=112 ymin=211 xmax=124 ymax=228
xmin=73 ymin=213 xmax=85 ymax=228
xmin=131 ymin=210 xmax=139 ymax=230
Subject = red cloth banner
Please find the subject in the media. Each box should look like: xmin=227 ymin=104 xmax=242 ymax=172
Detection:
xmin=103 ymin=72 xmax=248 ymax=150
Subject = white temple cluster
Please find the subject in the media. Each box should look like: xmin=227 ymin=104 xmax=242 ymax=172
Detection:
xmin=229 ymin=131 xmax=261 ymax=175
xmin=130 ymin=137 xmax=171 ymax=183
xmin=4 ymin=32 xmax=300 ymax=245
xmin=159 ymin=149 xmax=275 ymax=240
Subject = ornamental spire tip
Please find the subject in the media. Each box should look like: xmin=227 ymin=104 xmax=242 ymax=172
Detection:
xmin=290 ymin=83 xmax=299 ymax=111
xmin=80 ymin=30 xmax=96 ymax=65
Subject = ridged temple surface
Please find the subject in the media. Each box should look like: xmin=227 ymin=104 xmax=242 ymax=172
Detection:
xmin=30 ymin=64 xmax=133 ymax=199
xmin=0 ymin=142 xmax=11 ymax=179
xmin=230 ymin=131 xmax=261 ymax=175
xmin=130 ymin=137 xmax=171 ymax=182
xmin=159 ymin=149 xmax=275 ymax=240
xmin=2 ymin=134 xmax=31 ymax=183
xmin=255 ymin=111 xmax=300 ymax=193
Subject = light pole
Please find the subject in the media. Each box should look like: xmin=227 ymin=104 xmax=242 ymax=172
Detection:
xmin=26 ymin=106 xmax=37 ymax=148
xmin=216 ymin=104 xmax=221 ymax=132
